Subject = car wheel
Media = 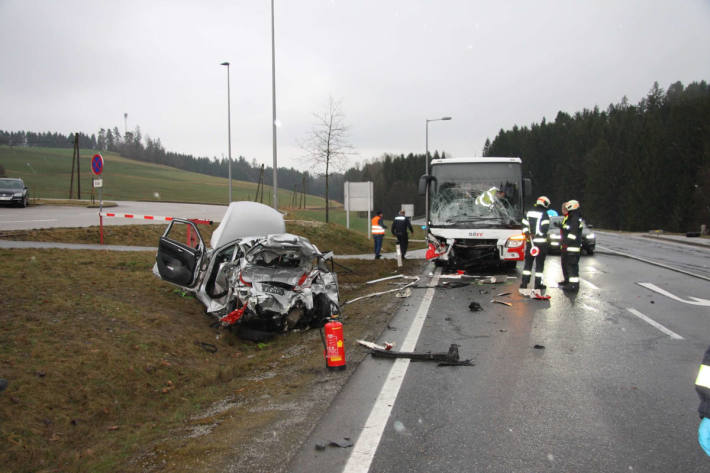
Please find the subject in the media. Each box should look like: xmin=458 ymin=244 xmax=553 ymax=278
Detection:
xmin=21 ymin=195 xmax=28 ymax=208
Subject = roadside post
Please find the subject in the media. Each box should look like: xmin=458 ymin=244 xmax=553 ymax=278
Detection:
xmin=91 ymin=153 xmax=104 ymax=244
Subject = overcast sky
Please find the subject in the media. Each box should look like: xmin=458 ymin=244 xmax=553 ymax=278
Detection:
xmin=1 ymin=0 xmax=709 ymax=171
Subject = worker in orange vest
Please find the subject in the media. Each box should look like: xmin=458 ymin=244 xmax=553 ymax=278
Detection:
xmin=371 ymin=210 xmax=386 ymax=259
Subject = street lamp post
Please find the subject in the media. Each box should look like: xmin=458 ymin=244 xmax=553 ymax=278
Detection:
xmin=271 ymin=0 xmax=278 ymax=210
xmin=425 ymin=116 xmax=452 ymax=231
xmin=220 ymin=61 xmax=232 ymax=203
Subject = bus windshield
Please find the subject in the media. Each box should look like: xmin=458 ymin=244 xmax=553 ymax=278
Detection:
xmin=430 ymin=162 xmax=523 ymax=228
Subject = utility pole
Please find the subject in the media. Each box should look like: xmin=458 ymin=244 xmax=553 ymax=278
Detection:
xmin=69 ymin=133 xmax=81 ymax=199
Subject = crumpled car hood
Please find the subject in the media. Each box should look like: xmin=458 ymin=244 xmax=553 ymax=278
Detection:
xmin=210 ymin=201 xmax=285 ymax=249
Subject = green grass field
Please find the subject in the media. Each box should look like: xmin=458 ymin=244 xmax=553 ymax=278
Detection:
xmin=0 ymin=145 xmax=386 ymax=235
xmin=0 ymin=145 xmax=324 ymax=207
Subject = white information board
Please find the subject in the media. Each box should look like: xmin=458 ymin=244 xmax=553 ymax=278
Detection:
xmin=344 ymin=181 xmax=373 ymax=211
xmin=344 ymin=181 xmax=374 ymax=235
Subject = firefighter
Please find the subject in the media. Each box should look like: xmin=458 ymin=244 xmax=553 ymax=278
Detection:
xmin=560 ymin=200 xmax=583 ymax=291
xmin=519 ymin=195 xmax=551 ymax=297
xmin=371 ymin=210 xmax=386 ymax=259
xmin=475 ymin=186 xmax=505 ymax=209
xmin=391 ymin=209 xmax=414 ymax=258
xmin=696 ymin=345 xmax=710 ymax=456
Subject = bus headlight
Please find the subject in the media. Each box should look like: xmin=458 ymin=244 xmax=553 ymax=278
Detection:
xmin=505 ymin=234 xmax=526 ymax=248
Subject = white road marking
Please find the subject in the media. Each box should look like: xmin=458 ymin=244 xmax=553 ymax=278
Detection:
xmin=626 ymin=307 xmax=684 ymax=340
xmin=0 ymin=219 xmax=57 ymax=224
xmin=343 ymin=268 xmax=441 ymax=473
xmin=582 ymin=280 xmax=600 ymax=290
xmin=637 ymin=282 xmax=710 ymax=307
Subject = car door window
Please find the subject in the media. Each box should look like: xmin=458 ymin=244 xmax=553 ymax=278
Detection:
xmin=156 ymin=220 xmax=204 ymax=287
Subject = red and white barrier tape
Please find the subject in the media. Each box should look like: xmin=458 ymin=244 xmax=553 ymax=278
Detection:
xmin=99 ymin=212 xmax=213 ymax=224
xmin=100 ymin=212 xmax=173 ymax=222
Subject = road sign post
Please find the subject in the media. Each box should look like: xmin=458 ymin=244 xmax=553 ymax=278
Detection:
xmin=91 ymin=154 xmax=105 ymax=244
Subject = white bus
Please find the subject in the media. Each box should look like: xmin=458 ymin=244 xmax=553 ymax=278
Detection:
xmin=419 ymin=157 xmax=531 ymax=268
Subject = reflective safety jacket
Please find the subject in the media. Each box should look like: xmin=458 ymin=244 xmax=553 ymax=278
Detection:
xmin=562 ymin=210 xmax=583 ymax=253
xmin=522 ymin=206 xmax=550 ymax=245
xmin=391 ymin=215 xmax=413 ymax=236
xmin=475 ymin=187 xmax=499 ymax=208
xmin=371 ymin=215 xmax=386 ymax=235
xmin=697 ymin=345 xmax=710 ymax=418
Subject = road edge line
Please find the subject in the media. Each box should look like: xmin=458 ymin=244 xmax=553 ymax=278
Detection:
xmin=342 ymin=267 xmax=441 ymax=473
xmin=597 ymin=245 xmax=710 ymax=282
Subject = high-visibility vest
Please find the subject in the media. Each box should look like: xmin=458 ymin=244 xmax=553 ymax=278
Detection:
xmin=371 ymin=216 xmax=385 ymax=235
xmin=475 ymin=189 xmax=495 ymax=208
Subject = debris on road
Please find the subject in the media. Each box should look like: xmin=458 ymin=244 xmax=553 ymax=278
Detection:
xmin=357 ymin=340 xmax=473 ymax=366
xmin=366 ymin=274 xmax=406 ymax=285
xmin=442 ymin=281 xmax=469 ymax=288
xmin=496 ymin=292 xmax=511 ymax=297
xmin=395 ymin=287 xmax=412 ymax=298
xmin=343 ymin=277 xmax=420 ymax=305
xmin=357 ymin=340 xmax=394 ymax=351
xmin=468 ymin=301 xmax=483 ymax=312
xmin=491 ymin=299 xmax=512 ymax=307
xmin=477 ymin=276 xmax=503 ymax=285
xmin=315 ymin=438 xmax=354 ymax=450
xmin=533 ymin=344 xmax=545 ymax=349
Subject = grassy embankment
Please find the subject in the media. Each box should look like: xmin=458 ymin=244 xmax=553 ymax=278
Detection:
xmin=0 ymin=219 xmax=423 ymax=473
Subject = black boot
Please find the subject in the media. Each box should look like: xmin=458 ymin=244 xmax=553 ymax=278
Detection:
xmin=558 ymin=280 xmax=569 ymax=287
xmin=563 ymin=283 xmax=579 ymax=292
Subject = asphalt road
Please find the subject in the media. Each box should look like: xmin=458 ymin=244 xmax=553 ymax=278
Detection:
xmin=0 ymin=200 xmax=229 ymax=231
xmin=287 ymin=233 xmax=710 ymax=472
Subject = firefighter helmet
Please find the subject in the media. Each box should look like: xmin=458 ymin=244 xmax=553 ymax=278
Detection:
xmin=564 ymin=200 xmax=580 ymax=212
xmin=536 ymin=196 xmax=551 ymax=208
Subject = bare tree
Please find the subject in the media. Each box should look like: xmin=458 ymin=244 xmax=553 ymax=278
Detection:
xmin=301 ymin=97 xmax=353 ymax=223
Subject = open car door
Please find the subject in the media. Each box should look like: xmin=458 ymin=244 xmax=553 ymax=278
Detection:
xmin=155 ymin=219 xmax=206 ymax=289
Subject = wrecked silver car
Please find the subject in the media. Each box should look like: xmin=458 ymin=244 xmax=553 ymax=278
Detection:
xmin=225 ymin=233 xmax=339 ymax=331
xmin=153 ymin=201 xmax=339 ymax=332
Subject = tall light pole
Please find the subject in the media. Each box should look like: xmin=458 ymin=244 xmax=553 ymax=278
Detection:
xmin=425 ymin=116 xmax=452 ymax=230
xmin=270 ymin=0 xmax=278 ymax=210
xmin=220 ymin=61 xmax=232 ymax=203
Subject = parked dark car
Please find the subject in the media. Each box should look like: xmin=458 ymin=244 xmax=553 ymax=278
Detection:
xmin=0 ymin=178 xmax=29 ymax=207
xmin=547 ymin=216 xmax=596 ymax=255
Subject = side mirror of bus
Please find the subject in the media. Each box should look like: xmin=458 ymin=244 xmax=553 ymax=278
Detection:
xmin=418 ymin=175 xmax=437 ymax=196
xmin=523 ymin=178 xmax=532 ymax=198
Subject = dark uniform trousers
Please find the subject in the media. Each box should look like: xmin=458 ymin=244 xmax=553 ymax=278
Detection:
xmin=521 ymin=242 xmax=548 ymax=289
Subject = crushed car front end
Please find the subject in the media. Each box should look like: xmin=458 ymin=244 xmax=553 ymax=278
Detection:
xmin=230 ymin=234 xmax=339 ymax=331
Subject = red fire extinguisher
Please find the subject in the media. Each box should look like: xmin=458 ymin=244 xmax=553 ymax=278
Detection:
xmin=323 ymin=315 xmax=346 ymax=371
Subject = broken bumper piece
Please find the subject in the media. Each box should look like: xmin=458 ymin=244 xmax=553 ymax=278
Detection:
xmin=357 ymin=340 xmax=473 ymax=366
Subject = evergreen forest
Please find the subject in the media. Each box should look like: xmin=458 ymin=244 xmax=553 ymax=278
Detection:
xmin=484 ymin=80 xmax=710 ymax=232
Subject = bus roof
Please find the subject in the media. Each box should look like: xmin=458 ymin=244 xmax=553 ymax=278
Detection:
xmin=430 ymin=157 xmax=521 ymax=165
